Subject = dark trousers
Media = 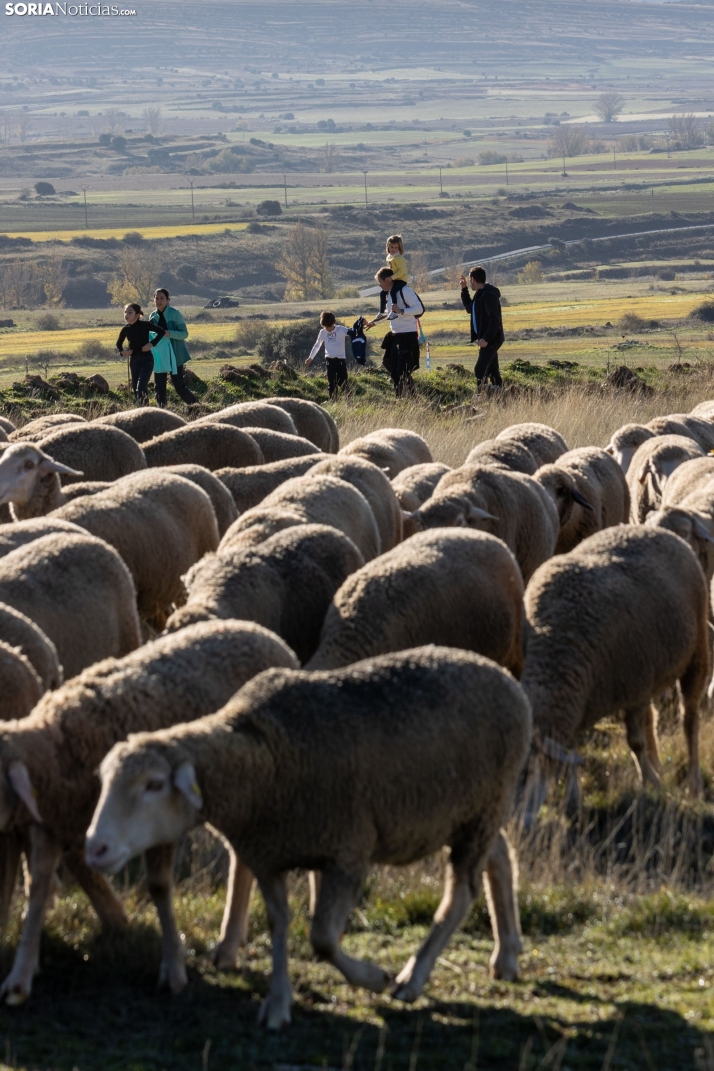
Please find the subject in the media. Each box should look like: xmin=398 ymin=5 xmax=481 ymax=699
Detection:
xmin=383 ymin=332 xmax=419 ymax=397
xmin=326 ymin=358 xmax=348 ymax=400
xmin=130 ymin=354 xmax=154 ymax=405
xmin=474 ymin=343 xmax=503 ymax=387
xmin=154 ymin=364 xmax=198 ymax=407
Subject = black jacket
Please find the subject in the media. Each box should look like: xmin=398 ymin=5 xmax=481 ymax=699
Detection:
xmin=461 ymin=283 xmax=505 ymax=348
xmin=116 ymin=319 xmax=166 ymax=358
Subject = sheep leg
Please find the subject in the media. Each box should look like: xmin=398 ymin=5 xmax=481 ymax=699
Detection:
xmin=0 ymin=825 xmax=62 ymax=1005
xmin=144 ymin=843 xmax=187 ymax=994
xmin=644 ymin=704 xmax=661 ymax=776
xmin=257 ymin=872 xmax=293 ymax=1030
xmin=680 ymin=651 xmax=707 ymax=798
xmin=0 ymin=832 xmax=25 ymax=935
xmin=63 ymin=849 xmax=127 ymax=930
xmin=213 ymin=849 xmax=255 ymax=969
xmin=310 ymin=866 xmax=388 ymax=993
xmin=624 ymin=703 xmax=661 ymax=789
xmin=308 ymin=870 xmax=322 ymax=917
xmin=483 ymin=830 xmax=522 ymax=982
xmin=392 ymin=855 xmax=474 ymax=1003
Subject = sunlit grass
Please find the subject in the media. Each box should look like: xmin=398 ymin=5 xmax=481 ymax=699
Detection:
xmin=0 ymin=222 xmax=249 ymax=243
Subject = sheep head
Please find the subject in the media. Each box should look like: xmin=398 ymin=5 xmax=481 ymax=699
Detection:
xmin=410 ymin=492 xmax=497 ymax=534
xmin=535 ymin=466 xmax=593 ymax=526
xmin=0 ymin=443 xmax=82 ymax=510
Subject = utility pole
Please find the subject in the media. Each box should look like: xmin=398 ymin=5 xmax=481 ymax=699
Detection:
xmin=189 ymin=180 xmax=195 ymax=219
xmin=362 ymin=170 xmax=368 ymax=206
xmin=283 ymin=173 xmax=287 ymax=209
xmin=562 ymin=150 xmax=566 ymax=177
xmin=651 ymin=186 xmax=654 ymax=213
xmin=80 ymin=185 xmax=89 ymax=229
xmin=613 ymin=146 xmax=616 ymax=170
xmin=438 ymin=166 xmax=443 ymax=195
xmin=505 ymin=160 xmax=509 ymax=186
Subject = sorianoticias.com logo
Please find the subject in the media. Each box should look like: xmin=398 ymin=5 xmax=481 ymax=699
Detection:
xmin=5 ymin=3 xmax=137 ymax=13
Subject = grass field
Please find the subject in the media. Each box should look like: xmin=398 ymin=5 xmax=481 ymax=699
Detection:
xmin=0 ymin=223 xmax=249 ymax=243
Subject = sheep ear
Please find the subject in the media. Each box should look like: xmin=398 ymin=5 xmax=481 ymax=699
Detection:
xmin=467 ymin=505 xmax=498 ymax=522
xmin=692 ymin=516 xmax=714 ymax=544
xmin=604 ymin=445 xmax=614 ymax=456
xmin=8 ymin=762 xmax=42 ymax=823
xmin=173 ymin=763 xmax=203 ymax=810
xmin=571 ymin=489 xmax=594 ymax=511
xmin=636 ymin=462 xmax=650 ymax=485
xmin=37 ymin=457 xmax=83 ymax=478
xmin=401 ymin=510 xmax=414 ymax=521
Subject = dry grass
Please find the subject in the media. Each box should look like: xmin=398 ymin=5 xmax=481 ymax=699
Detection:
xmin=0 ymin=223 xmax=249 ymax=243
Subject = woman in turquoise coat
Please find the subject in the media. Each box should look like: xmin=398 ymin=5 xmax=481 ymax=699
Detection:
xmin=149 ymin=288 xmax=198 ymax=407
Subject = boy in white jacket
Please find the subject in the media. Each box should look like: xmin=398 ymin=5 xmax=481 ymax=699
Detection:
xmin=305 ymin=311 xmax=350 ymax=399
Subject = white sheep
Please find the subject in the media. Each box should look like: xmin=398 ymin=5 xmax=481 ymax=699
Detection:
xmin=338 ymin=428 xmax=432 ymax=477
xmin=534 ymin=447 xmax=630 ymax=553
xmin=627 ymin=434 xmax=703 ymax=523
xmin=495 ymin=423 xmax=567 ymax=467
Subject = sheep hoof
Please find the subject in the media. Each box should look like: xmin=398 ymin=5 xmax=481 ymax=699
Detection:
xmin=489 ymin=956 xmax=519 ymax=982
xmin=391 ymin=981 xmax=420 ymax=1003
xmin=1 ymin=978 xmax=30 ymax=1006
xmin=258 ymin=994 xmax=292 ymax=1030
xmin=212 ymin=945 xmax=238 ymax=971
xmin=157 ymin=959 xmax=188 ymax=994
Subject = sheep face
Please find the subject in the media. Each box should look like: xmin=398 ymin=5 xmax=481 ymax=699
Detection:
xmin=646 ymin=506 xmax=714 ymax=578
xmin=605 ymin=426 xmax=654 ymax=475
xmin=412 ymin=494 xmax=497 ymax=533
xmin=0 ymin=444 xmax=82 ymax=507
xmin=86 ymin=744 xmax=202 ymax=875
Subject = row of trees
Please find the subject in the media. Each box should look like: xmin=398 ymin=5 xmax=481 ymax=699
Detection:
xmin=0 ymin=258 xmax=68 ymax=309
xmin=0 ymin=106 xmax=164 ymax=146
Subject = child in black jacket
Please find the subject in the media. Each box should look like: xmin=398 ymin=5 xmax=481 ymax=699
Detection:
xmin=459 ymin=266 xmax=505 ymax=388
xmin=116 ymin=303 xmax=167 ymax=405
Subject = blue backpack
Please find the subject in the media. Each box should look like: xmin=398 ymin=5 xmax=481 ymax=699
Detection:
xmin=347 ymin=316 xmax=367 ymax=365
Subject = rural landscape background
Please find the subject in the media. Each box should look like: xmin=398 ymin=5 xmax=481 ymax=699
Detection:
xmin=4 ymin=1 xmax=714 ymax=1068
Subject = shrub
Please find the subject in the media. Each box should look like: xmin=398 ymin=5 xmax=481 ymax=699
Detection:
xmin=256 ymin=199 xmax=282 ymax=217
xmin=452 ymin=157 xmax=475 ymax=168
xmin=36 ymin=313 xmax=61 ymax=331
xmin=517 ymin=260 xmax=544 ymax=284
xmin=234 ymin=320 xmax=267 ymax=354
xmin=478 ymin=151 xmax=507 ymax=166
xmin=689 ymin=301 xmax=714 ymax=323
xmin=34 ymin=181 xmax=55 ymax=197
xmin=98 ymin=133 xmax=111 ymax=147
xmin=122 ymin=231 xmax=144 ymax=246
xmin=619 ymin=313 xmax=649 ymax=332
xmin=206 ymin=148 xmax=255 ymax=173
xmin=177 ymin=264 xmax=197 ymax=282
xmin=256 ymin=320 xmax=320 ymax=369
xmin=110 ymin=136 xmax=127 ymax=153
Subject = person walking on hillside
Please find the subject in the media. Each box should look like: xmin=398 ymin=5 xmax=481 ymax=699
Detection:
xmin=116 ymin=303 xmax=167 ymax=407
xmin=459 ymin=266 xmax=505 ymax=388
xmin=149 ymin=288 xmax=198 ymax=407
xmin=365 ymin=266 xmax=424 ymax=397
xmin=305 ymin=310 xmax=350 ymax=400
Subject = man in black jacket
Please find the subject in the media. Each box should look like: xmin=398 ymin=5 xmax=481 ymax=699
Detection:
xmin=459 ymin=265 xmax=505 ymax=387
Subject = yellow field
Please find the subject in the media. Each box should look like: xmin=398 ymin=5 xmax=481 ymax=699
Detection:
xmin=0 ymin=223 xmax=249 ymax=243
xmin=0 ymin=321 xmax=261 ymax=357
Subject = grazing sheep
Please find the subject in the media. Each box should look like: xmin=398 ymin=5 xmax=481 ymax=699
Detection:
xmin=0 ymin=620 xmax=298 ymax=1005
xmin=307 ymin=529 xmax=524 ymax=676
xmin=219 ymin=509 xmax=306 ymax=552
xmin=627 ymin=434 xmax=704 ymax=523
xmin=410 ymin=464 xmax=558 ymax=582
xmin=37 ymin=424 xmax=147 ymax=484
xmin=60 ymin=481 xmax=111 ymax=501
xmin=0 ymin=428 xmax=7 ymax=444
xmin=604 ymin=423 xmax=655 ymax=475
xmin=661 ymin=457 xmax=714 ymax=506
xmin=264 ymin=397 xmax=337 ymax=452
xmin=224 ymin=475 xmax=381 ymax=561
xmin=466 ymin=438 xmax=538 ymax=475
xmin=216 ymin=455 xmax=329 ymax=513
xmin=646 ymin=485 xmax=714 ymax=583
xmin=339 ymin=429 xmax=432 ymax=477
xmin=0 ymin=516 xmax=87 ymax=557
xmin=391 ymin=463 xmax=452 ymax=513
xmin=0 ymin=533 xmax=140 ymax=679
xmin=51 ymin=471 xmax=219 ymax=631
xmin=0 ymin=602 xmax=62 ymax=690
xmin=155 ymin=464 xmax=237 ymax=537
xmin=86 ymin=647 xmax=531 ymax=1026
xmin=166 ymin=525 xmax=364 ymax=663
xmin=308 ymin=456 xmax=403 ymax=551
xmin=9 ymin=413 xmax=87 ymax=442
xmin=647 ymin=414 xmax=714 ymax=452
xmin=534 ymin=447 xmax=630 ymax=553
xmin=691 ymin=400 xmax=714 ymax=422
xmin=0 ymin=418 xmax=16 ymax=436
xmin=236 ymin=427 xmax=321 ymax=463
xmin=197 ymin=402 xmax=298 ymax=436
xmin=519 ymin=526 xmax=709 ymax=821
xmin=0 ymin=642 xmax=43 ymax=719
xmin=143 ymin=423 xmax=263 ymax=471
xmin=495 ymin=423 xmax=567 ymax=467
xmin=94 ymin=408 xmax=186 ymax=443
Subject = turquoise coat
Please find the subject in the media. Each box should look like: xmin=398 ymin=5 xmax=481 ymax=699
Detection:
xmin=148 ymin=306 xmax=191 ymax=369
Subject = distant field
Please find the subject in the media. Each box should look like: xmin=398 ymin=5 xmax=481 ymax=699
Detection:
xmin=0 ymin=222 xmax=249 ymax=242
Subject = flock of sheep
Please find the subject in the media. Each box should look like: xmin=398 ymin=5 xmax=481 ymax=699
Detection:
xmin=0 ymin=395 xmax=713 ymax=1028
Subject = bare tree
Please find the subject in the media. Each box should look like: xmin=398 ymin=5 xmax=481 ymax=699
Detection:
xmin=142 ymin=106 xmax=163 ymax=136
xmin=548 ymin=125 xmax=591 ymax=158
xmin=0 ymin=111 xmax=11 ymax=145
xmin=3 ymin=260 xmax=42 ymax=308
xmin=108 ymin=244 xmax=163 ymax=306
xmin=40 ymin=257 xmax=69 ymax=307
xmin=668 ymin=113 xmax=703 ymax=149
xmin=410 ymin=250 xmax=432 ymax=291
xmin=595 ymin=92 xmax=625 ymax=122
xmin=15 ymin=112 xmax=31 ymax=144
xmin=321 ymin=142 xmax=340 ymax=173
xmin=102 ymin=108 xmax=123 ymax=135
xmin=275 ymin=222 xmax=333 ymax=300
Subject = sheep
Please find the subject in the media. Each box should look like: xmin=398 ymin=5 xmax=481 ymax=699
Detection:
xmin=165 ymin=525 xmax=365 ymax=663
xmin=37 ymin=424 xmax=147 ymax=483
xmin=264 ymin=397 xmax=338 ymax=452
xmin=691 ymin=400 xmax=714 ymax=421
xmin=0 ymin=428 xmax=7 ymax=444
xmin=219 ymin=509 xmax=306 ymax=552
xmin=143 ymin=423 xmax=263 ymax=471
xmin=495 ymin=423 xmax=567 ymax=467
xmin=307 ymin=529 xmax=524 ymax=676
xmin=0 ymin=620 xmax=298 ymax=1005
xmin=647 ymin=414 xmax=714 ymax=452
xmin=0 ymin=602 xmax=62 ymax=690
xmin=534 ymin=447 xmax=630 ymax=554
xmin=604 ymin=423 xmax=656 ymax=475
xmin=0 ymin=417 xmax=16 ymax=436
xmin=0 ymin=533 xmax=140 ymax=679
xmin=391 ymin=462 xmax=452 ymax=512
xmin=409 ymin=464 xmax=558 ymax=582
xmin=234 ymin=427 xmax=321 ymax=463
xmin=307 ymin=455 xmax=403 ymax=551
xmin=94 ymin=408 xmax=186 ymax=443
xmin=216 ymin=455 xmax=329 ymax=513
xmin=0 ymin=443 xmax=87 ymax=519
xmin=60 ymin=481 xmax=111 ymax=501
xmin=8 ymin=413 xmax=87 ymax=442
xmin=0 ymin=642 xmax=43 ymax=719
xmin=197 ymin=401 xmax=298 ymax=436
xmin=159 ymin=464 xmax=238 ymax=537
xmin=51 ymin=470 xmax=220 ymax=631
xmin=465 ymin=438 xmax=538 ymax=475
xmin=223 ymin=474 xmax=381 ymax=561
xmin=519 ymin=526 xmax=709 ymax=822
xmin=339 ymin=428 xmax=432 ymax=477
xmin=86 ymin=646 xmax=531 ymax=1027
xmin=627 ymin=434 xmax=704 ymax=523
xmin=0 ymin=516 xmax=88 ymax=557
xmin=646 ymin=485 xmax=714 ymax=583
xmin=661 ymin=457 xmax=714 ymax=506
